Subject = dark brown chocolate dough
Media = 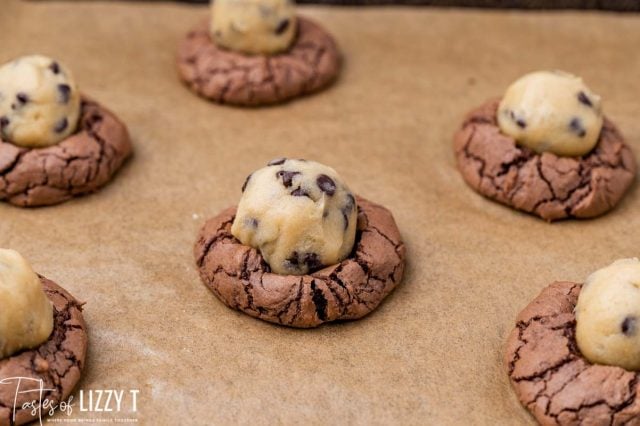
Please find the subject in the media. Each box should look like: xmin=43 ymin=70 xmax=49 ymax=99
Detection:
xmin=194 ymin=197 xmax=405 ymax=328
xmin=505 ymin=281 xmax=640 ymax=425
xmin=0 ymin=98 xmax=132 ymax=207
xmin=177 ymin=17 xmax=341 ymax=106
xmin=0 ymin=277 xmax=87 ymax=426
xmin=454 ymin=99 xmax=636 ymax=221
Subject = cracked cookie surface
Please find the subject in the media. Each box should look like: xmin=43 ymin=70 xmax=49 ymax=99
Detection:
xmin=0 ymin=98 xmax=132 ymax=207
xmin=505 ymin=281 xmax=640 ymax=425
xmin=454 ymin=99 xmax=636 ymax=221
xmin=194 ymin=196 xmax=405 ymax=328
xmin=0 ymin=277 xmax=87 ymax=426
xmin=177 ymin=17 xmax=341 ymax=106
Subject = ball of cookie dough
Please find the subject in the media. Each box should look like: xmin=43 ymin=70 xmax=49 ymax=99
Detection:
xmin=497 ymin=70 xmax=603 ymax=157
xmin=0 ymin=249 xmax=54 ymax=359
xmin=575 ymin=258 xmax=640 ymax=370
xmin=231 ymin=158 xmax=358 ymax=275
xmin=210 ymin=0 xmax=297 ymax=55
xmin=0 ymin=55 xmax=81 ymax=148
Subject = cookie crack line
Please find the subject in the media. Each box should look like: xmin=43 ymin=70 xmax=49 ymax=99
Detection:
xmin=454 ymin=99 xmax=637 ymax=221
xmin=177 ymin=17 xmax=341 ymax=107
xmin=193 ymin=196 xmax=406 ymax=328
xmin=0 ymin=97 xmax=132 ymax=207
xmin=0 ymin=277 xmax=87 ymax=426
xmin=505 ymin=281 xmax=640 ymax=425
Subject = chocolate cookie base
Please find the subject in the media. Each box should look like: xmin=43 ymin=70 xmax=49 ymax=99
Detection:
xmin=177 ymin=17 xmax=341 ymax=106
xmin=505 ymin=282 xmax=640 ymax=425
xmin=0 ymin=277 xmax=87 ymax=426
xmin=454 ymin=99 xmax=636 ymax=221
xmin=0 ymin=98 xmax=132 ymax=207
xmin=194 ymin=197 xmax=405 ymax=328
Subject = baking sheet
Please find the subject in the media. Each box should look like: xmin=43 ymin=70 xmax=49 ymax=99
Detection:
xmin=2 ymin=1 xmax=640 ymax=424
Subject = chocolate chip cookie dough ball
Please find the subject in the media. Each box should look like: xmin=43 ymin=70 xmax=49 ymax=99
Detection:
xmin=497 ymin=71 xmax=603 ymax=157
xmin=0 ymin=248 xmax=53 ymax=358
xmin=575 ymin=258 xmax=640 ymax=370
xmin=0 ymin=55 xmax=81 ymax=148
xmin=211 ymin=0 xmax=296 ymax=55
xmin=231 ymin=159 xmax=357 ymax=275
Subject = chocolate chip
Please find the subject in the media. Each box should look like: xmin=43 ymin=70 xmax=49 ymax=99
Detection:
xmin=16 ymin=92 xmax=29 ymax=104
xmin=267 ymin=157 xmax=286 ymax=166
xmin=316 ymin=174 xmax=336 ymax=196
xmin=57 ymin=84 xmax=71 ymax=104
xmin=49 ymin=62 xmax=60 ymax=74
xmin=54 ymin=117 xmax=68 ymax=133
xmin=247 ymin=217 xmax=259 ymax=228
xmin=275 ymin=19 xmax=290 ymax=35
xmin=0 ymin=116 xmax=10 ymax=130
xmin=515 ymin=118 xmax=526 ymax=129
xmin=291 ymin=187 xmax=310 ymax=198
xmin=285 ymin=251 xmax=323 ymax=272
xmin=569 ymin=117 xmax=586 ymax=138
xmin=341 ymin=194 xmax=356 ymax=230
xmin=276 ymin=170 xmax=300 ymax=188
xmin=303 ymin=253 xmax=323 ymax=271
xmin=622 ymin=316 xmax=637 ymax=336
xmin=577 ymin=91 xmax=593 ymax=107
xmin=241 ymin=173 xmax=252 ymax=192
xmin=344 ymin=194 xmax=355 ymax=211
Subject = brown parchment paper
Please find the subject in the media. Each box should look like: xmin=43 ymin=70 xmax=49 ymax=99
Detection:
xmin=2 ymin=1 xmax=640 ymax=424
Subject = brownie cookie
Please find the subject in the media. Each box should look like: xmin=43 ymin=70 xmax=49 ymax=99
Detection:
xmin=0 ymin=277 xmax=87 ymax=426
xmin=0 ymin=98 xmax=132 ymax=207
xmin=454 ymin=99 xmax=636 ymax=221
xmin=505 ymin=281 xmax=640 ymax=425
xmin=194 ymin=196 xmax=405 ymax=328
xmin=177 ymin=17 xmax=341 ymax=106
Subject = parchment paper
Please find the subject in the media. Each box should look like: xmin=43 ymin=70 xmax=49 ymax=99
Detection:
xmin=2 ymin=1 xmax=640 ymax=424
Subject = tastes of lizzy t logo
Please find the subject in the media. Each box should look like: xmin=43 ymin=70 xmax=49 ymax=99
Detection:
xmin=0 ymin=377 xmax=140 ymax=424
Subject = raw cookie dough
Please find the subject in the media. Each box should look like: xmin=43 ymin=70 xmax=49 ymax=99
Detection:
xmin=211 ymin=0 xmax=297 ymax=55
xmin=505 ymin=281 xmax=640 ymax=425
xmin=454 ymin=99 xmax=636 ymax=221
xmin=0 ymin=249 xmax=53 ymax=359
xmin=0 ymin=276 xmax=87 ymax=426
xmin=177 ymin=17 xmax=341 ymax=106
xmin=231 ymin=158 xmax=357 ymax=275
xmin=497 ymin=71 xmax=603 ymax=157
xmin=0 ymin=55 xmax=81 ymax=148
xmin=0 ymin=98 xmax=133 ymax=207
xmin=575 ymin=258 xmax=640 ymax=370
xmin=195 ymin=196 xmax=405 ymax=328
